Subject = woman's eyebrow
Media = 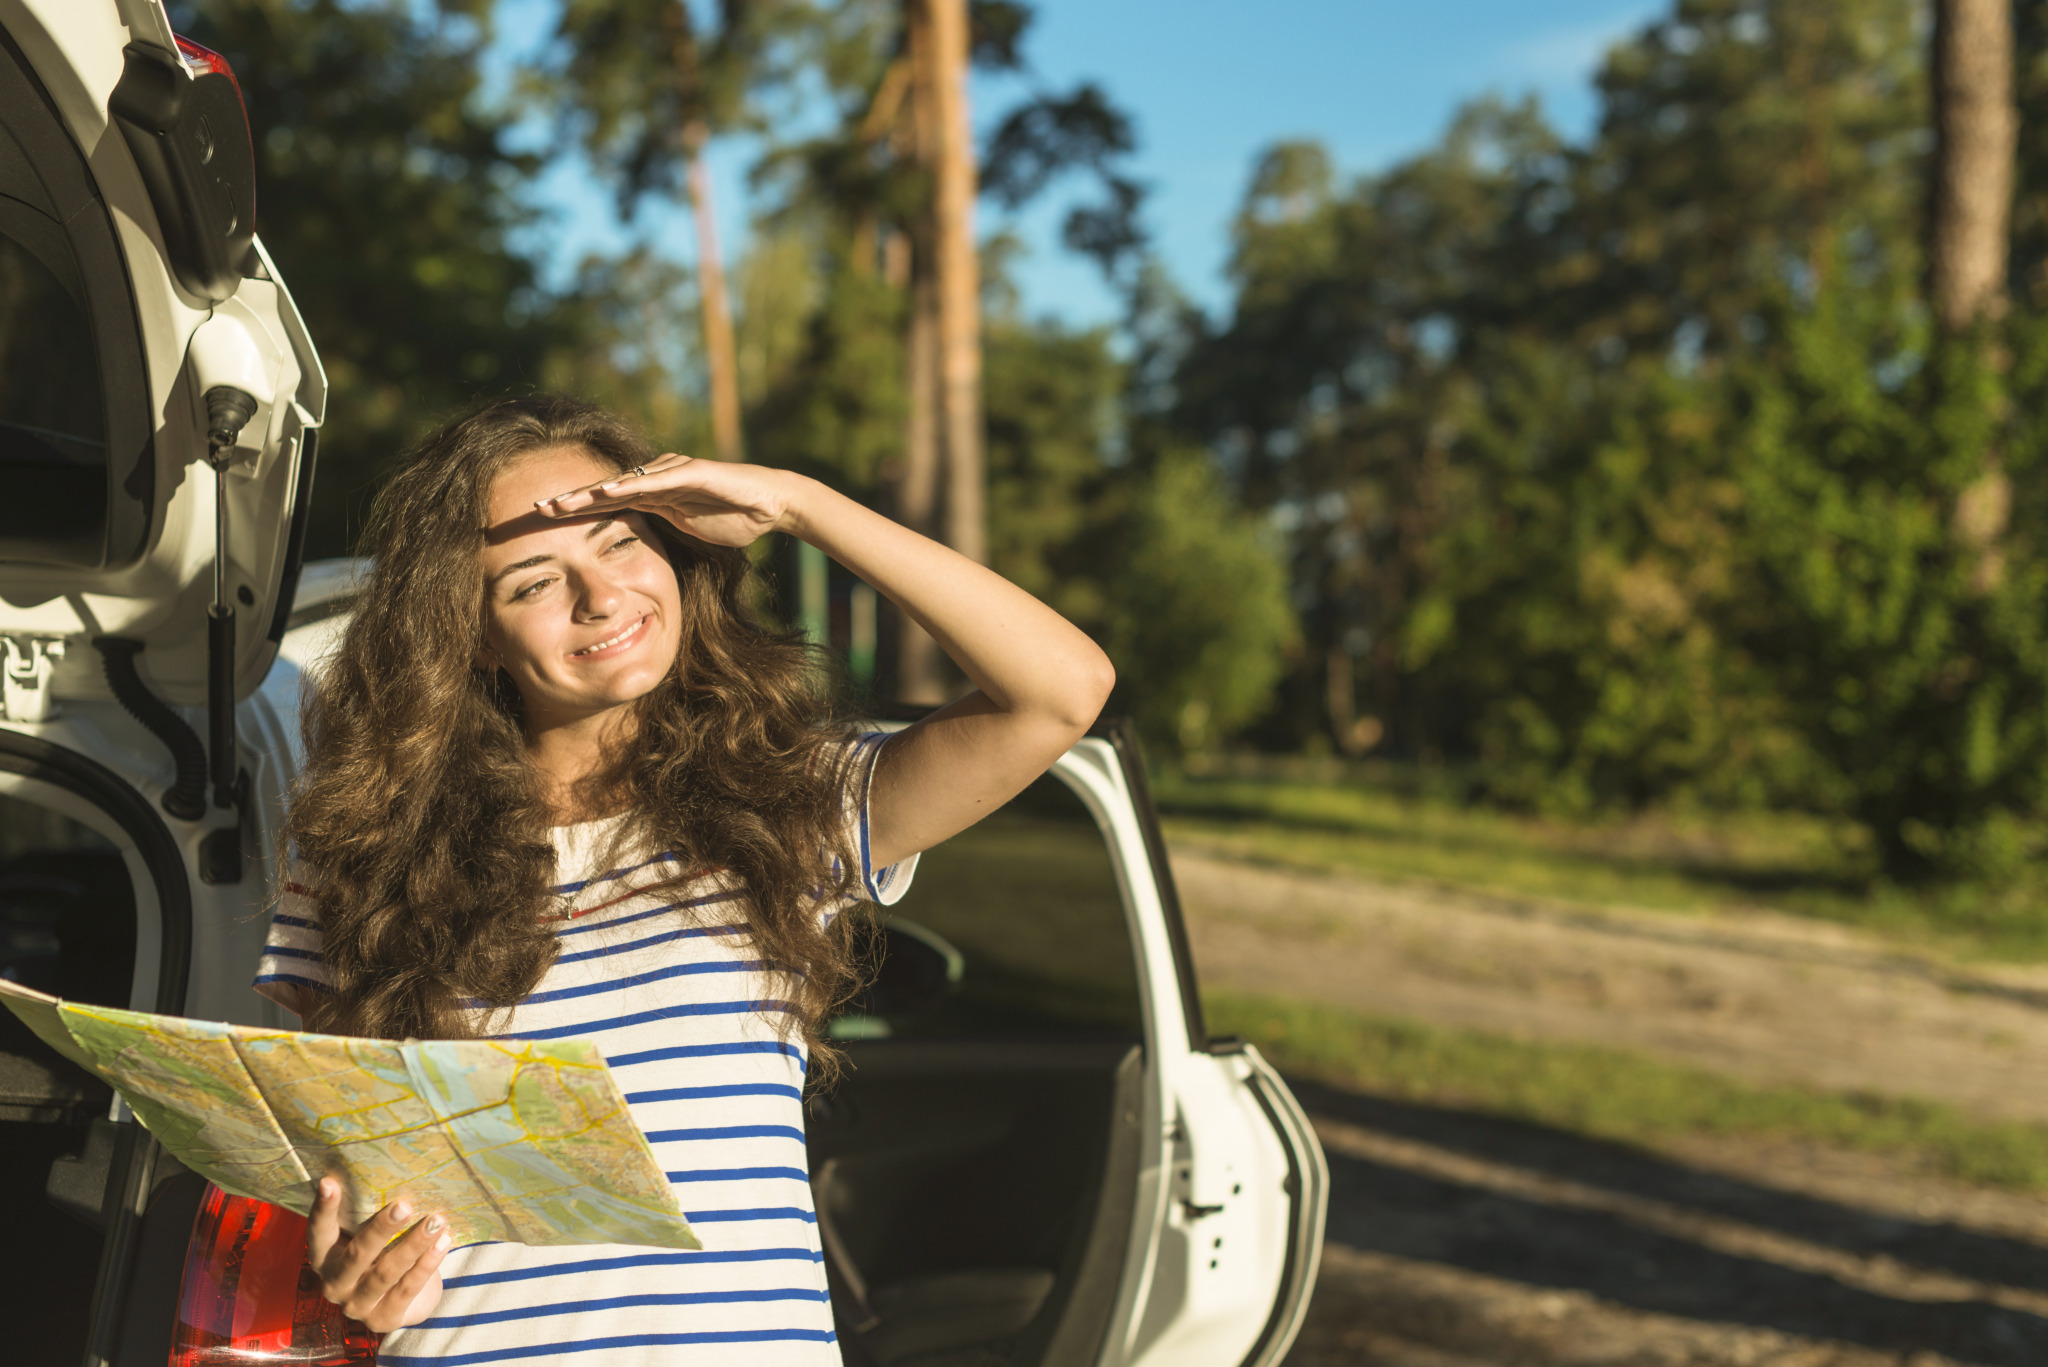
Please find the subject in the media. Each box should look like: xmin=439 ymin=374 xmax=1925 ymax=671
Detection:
xmin=491 ymin=552 xmax=553 ymax=586
xmin=487 ymin=521 xmax=618 ymax=587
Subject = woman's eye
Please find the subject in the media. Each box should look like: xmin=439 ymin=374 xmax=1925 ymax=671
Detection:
xmin=513 ymin=577 xmax=555 ymax=602
xmin=609 ymin=536 xmax=641 ymax=554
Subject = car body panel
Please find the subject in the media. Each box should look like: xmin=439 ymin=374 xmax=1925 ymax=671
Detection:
xmin=0 ymin=0 xmax=325 ymax=710
xmin=868 ymin=722 xmax=1325 ymax=1366
xmin=1060 ymin=737 xmax=1326 ymax=1367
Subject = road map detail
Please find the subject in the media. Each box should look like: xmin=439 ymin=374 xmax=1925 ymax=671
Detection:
xmin=0 ymin=980 xmax=699 ymax=1249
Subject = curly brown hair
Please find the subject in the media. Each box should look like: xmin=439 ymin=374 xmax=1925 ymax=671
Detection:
xmin=284 ymin=395 xmax=866 ymax=1066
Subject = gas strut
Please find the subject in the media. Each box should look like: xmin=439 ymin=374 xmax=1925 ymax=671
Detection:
xmin=203 ymin=385 xmax=256 ymax=810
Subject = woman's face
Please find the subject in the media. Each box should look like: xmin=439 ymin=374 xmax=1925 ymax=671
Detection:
xmin=477 ymin=445 xmax=685 ymax=729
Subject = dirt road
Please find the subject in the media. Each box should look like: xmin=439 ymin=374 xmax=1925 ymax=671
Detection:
xmin=1170 ymin=847 xmax=2048 ymax=1125
xmin=1164 ymin=846 xmax=2048 ymax=1365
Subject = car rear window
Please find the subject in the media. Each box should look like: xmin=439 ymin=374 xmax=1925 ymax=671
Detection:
xmin=838 ymin=769 xmax=1146 ymax=1041
xmin=0 ymin=205 xmax=107 ymax=564
xmin=0 ymin=37 xmax=152 ymax=571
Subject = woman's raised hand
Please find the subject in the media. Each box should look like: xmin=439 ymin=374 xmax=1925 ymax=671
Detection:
xmin=307 ymin=1179 xmax=451 ymax=1333
xmin=535 ymin=455 xmax=803 ymax=549
xmin=546 ymin=444 xmax=1117 ymax=872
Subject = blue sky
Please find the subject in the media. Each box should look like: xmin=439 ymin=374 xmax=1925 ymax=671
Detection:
xmin=503 ymin=0 xmax=1667 ymax=328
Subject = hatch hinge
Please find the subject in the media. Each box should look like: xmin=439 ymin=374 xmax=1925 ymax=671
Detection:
xmin=1 ymin=636 xmax=67 ymax=722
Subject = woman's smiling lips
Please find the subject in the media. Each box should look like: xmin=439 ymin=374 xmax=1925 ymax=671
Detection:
xmin=569 ymin=614 xmax=651 ymax=660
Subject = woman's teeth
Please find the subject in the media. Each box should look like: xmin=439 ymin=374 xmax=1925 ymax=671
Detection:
xmin=573 ymin=618 xmax=644 ymax=656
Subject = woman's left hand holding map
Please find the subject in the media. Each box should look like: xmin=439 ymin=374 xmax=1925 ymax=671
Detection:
xmin=308 ymin=1178 xmax=452 ymax=1331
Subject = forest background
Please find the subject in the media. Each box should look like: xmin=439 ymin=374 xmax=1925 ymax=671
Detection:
xmin=167 ymin=0 xmax=2048 ymax=916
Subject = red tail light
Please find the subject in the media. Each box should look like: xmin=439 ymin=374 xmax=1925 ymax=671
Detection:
xmin=171 ymin=34 xmax=250 ymax=143
xmin=170 ymin=1186 xmax=378 ymax=1366
xmin=172 ymin=36 xmax=242 ymax=101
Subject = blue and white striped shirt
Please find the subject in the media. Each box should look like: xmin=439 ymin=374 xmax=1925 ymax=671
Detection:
xmin=252 ymin=734 xmax=915 ymax=1366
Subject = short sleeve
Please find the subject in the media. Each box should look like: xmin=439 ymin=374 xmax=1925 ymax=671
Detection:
xmin=849 ymin=731 xmax=918 ymax=907
xmin=252 ymin=864 xmax=335 ymax=1010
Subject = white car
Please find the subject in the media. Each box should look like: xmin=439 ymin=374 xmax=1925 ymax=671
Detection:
xmin=0 ymin=3 xmax=1327 ymax=1365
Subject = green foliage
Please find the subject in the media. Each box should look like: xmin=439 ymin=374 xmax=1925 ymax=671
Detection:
xmin=1720 ymin=304 xmax=2048 ymax=879
xmin=546 ymin=248 xmax=711 ymax=456
xmin=1391 ymin=289 xmax=2048 ymax=877
xmin=1101 ymin=454 xmax=1296 ymax=751
xmin=741 ymin=111 xmax=1289 ymax=748
xmin=1208 ymin=989 xmax=2048 ymax=1189
xmin=544 ymin=0 xmax=811 ymax=240
xmin=1410 ymin=346 xmax=1821 ymax=816
xmin=1171 ymin=0 xmax=2048 ymax=890
xmin=746 ymin=235 xmax=907 ymax=490
xmin=173 ymin=0 xmax=696 ymax=557
xmin=186 ymin=0 xmax=2048 ymax=870
xmin=975 ymin=287 xmax=1296 ymax=750
xmin=981 ymin=312 xmax=1119 ymax=623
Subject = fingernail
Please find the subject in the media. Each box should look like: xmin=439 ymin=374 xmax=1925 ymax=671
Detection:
xmin=425 ymin=1214 xmax=444 ymax=1231
xmin=436 ymin=1234 xmax=452 ymax=1253
xmin=392 ymin=1201 xmax=411 ymax=1221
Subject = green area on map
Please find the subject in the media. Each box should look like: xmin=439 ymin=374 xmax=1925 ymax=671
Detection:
xmin=0 ymin=980 xmax=698 ymax=1250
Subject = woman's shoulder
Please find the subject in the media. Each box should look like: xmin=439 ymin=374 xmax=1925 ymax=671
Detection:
xmin=255 ymin=861 xmax=333 ymax=1013
xmin=274 ymin=859 xmax=327 ymax=923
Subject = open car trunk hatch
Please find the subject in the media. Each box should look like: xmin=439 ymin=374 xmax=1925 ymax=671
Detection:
xmin=0 ymin=0 xmax=324 ymax=716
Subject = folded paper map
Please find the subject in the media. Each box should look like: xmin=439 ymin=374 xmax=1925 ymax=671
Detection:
xmin=0 ymin=980 xmax=699 ymax=1250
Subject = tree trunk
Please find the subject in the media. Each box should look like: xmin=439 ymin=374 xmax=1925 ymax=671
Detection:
xmin=892 ymin=0 xmax=949 ymax=702
xmin=662 ymin=1 xmax=743 ymax=462
xmin=1786 ymin=10 xmax=1837 ymax=289
xmin=886 ymin=0 xmax=983 ymax=701
xmin=895 ymin=266 xmax=945 ymax=701
xmin=684 ymin=121 xmax=745 ymax=462
xmin=927 ymin=0 xmax=984 ymax=566
xmin=1931 ymin=0 xmax=2018 ymax=590
xmin=1931 ymin=0 xmax=2016 ymax=331
xmin=852 ymin=58 xmax=913 ymax=279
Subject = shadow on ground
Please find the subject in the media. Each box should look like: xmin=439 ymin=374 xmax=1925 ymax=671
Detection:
xmin=1282 ymin=1080 xmax=2048 ymax=1367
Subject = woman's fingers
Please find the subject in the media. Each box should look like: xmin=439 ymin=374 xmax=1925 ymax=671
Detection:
xmin=537 ymin=454 xmax=694 ymax=514
xmin=529 ymin=457 xmax=791 ymax=548
xmin=305 ymin=1177 xmax=344 ymax=1266
xmin=318 ymin=1198 xmax=416 ymax=1302
xmin=360 ymin=1223 xmax=452 ymax=1330
xmin=339 ymin=1207 xmax=425 ymax=1300
xmin=305 ymin=1191 xmax=455 ymax=1330
xmin=598 ymin=454 xmax=692 ymax=491
xmin=344 ymin=1214 xmax=448 ymax=1326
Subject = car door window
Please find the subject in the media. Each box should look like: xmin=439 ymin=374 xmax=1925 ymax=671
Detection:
xmin=838 ymin=770 xmax=1145 ymax=1040
xmin=0 ymin=119 xmax=107 ymax=566
xmin=0 ymin=35 xmax=157 ymax=573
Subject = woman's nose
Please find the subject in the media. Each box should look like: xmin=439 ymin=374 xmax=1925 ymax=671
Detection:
xmin=574 ymin=568 xmax=625 ymax=619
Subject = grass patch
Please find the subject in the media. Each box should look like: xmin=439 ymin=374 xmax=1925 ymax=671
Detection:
xmin=1156 ymin=771 xmax=2048 ymax=961
xmin=1209 ymin=989 xmax=2048 ymax=1190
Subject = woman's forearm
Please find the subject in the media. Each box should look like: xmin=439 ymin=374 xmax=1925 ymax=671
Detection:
xmin=783 ymin=477 xmax=1114 ymax=727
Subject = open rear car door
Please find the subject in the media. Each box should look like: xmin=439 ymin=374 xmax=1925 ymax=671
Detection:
xmin=810 ymin=722 xmax=1327 ymax=1367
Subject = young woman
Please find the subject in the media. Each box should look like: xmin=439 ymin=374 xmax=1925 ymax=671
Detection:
xmin=252 ymin=395 xmax=1114 ymax=1363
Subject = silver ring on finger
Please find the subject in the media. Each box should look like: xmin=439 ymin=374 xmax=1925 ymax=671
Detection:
xmin=630 ymin=465 xmax=647 ymax=478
